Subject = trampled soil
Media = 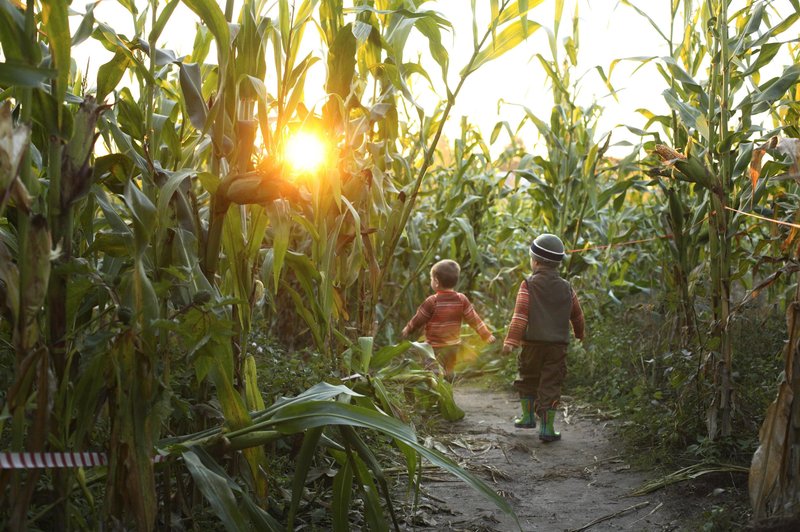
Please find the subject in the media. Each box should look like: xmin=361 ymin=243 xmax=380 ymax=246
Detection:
xmin=397 ymin=384 xmax=746 ymax=531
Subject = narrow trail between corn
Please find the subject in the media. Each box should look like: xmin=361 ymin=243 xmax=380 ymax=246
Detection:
xmin=401 ymin=384 xmax=697 ymax=531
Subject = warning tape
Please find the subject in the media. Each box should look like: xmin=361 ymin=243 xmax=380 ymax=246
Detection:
xmin=0 ymin=452 xmax=170 ymax=469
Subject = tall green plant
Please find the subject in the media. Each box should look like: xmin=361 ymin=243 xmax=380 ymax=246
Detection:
xmin=637 ymin=0 xmax=800 ymax=439
xmin=0 ymin=0 xmax=540 ymax=528
xmin=748 ymin=137 xmax=800 ymax=521
xmin=507 ymin=1 xmax=632 ymax=283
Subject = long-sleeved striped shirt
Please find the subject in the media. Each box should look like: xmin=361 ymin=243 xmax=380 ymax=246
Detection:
xmin=404 ymin=290 xmax=493 ymax=347
xmin=503 ymin=280 xmax=585 ymax=348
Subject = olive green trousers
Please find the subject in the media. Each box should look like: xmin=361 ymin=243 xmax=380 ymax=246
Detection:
xmin=513 ymin=342 xmax=568 ymax=409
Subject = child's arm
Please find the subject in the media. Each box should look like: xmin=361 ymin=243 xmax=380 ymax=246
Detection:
xmin=502 ymin=281 xmax=529 ymax=353
xmin=570 ymin=289 xmax=585 ymax=342
xmin=402 ymin=295 xmax=436 ymax=338
xmin=461 ymin=295 xmax=495 ymax=343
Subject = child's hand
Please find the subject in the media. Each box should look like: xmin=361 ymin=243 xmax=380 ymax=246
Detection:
xmin=487 ymin=334 xmax=497 ymax=344
xmin=502 ymin=344 xmax=513 ymax=355
xmin=401 ymin=326 xmax=410 ymax=338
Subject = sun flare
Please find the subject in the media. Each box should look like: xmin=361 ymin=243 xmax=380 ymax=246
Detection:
xmin=285 ymin=131 xmax=328 ymax=174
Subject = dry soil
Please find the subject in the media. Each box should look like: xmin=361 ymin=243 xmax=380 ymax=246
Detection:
xmin=397 ymin=384 xmax=742 ymax=532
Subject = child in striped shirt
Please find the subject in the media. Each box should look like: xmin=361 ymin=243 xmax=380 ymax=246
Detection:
xmin=402 ymin=259 xmax=496 ymax=381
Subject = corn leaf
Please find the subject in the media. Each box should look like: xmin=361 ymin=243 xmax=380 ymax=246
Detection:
xmin=411 ymin=11 xmax=449 ymax=82
xmin=750 ymin=379 xmax=792 ymax=517
xmin=464 ymin=19 xmax=541 ymax=76
xmin=357 ymin=336 xmax=374 ymax=374
xmin=123 ymin=181 xmax=157 ymax=255
xmin=496 ymin=0 xmax=544 ymax=25
xmin=181 ymin=0 xmax=230 ymax=67
xmin=331 ymin=454 xmax=354 ymax=532
xmin=40 ymin=1 xmax=70 ymax=111
xmin=0 ymin=62 xmax=54 ymax=87
xmin=280 ymin=281 xmax=324 ymax=349
xmin=742 ymin=43 xmax=781 ymax=77
xmin=259 ymin=400 xmax=517 ymax=524
xmin=436 ymin=379 xmax=465 ymax=421
xmin=287 ymin=426 xmax=323 ymax=530
xmin=96 ymin=52 xmax=130 ymax=103
xmin=371 ymin=340 xmax=413 ymax=369
xmin=244 ymin=355 xmax=265 ymax=411
xmin=266 ymin=199 xmax=291 ymax=293
xmin=0 ymin=0 xmax=38 ymax=63
xmin=255 ymin=382 xmax=363 ymax=420
xmin=178 ymin=62 xmax=207 ymax=130
xmin=739 ymin=63 xmax=800 ymax=114
xmin=452 ymin=216 xmax=480 ymax=268
xmin=342 ymin=425 xmax=398 ymax=530
xmin=182 ymin=449 xmax=254 ymax=531
xmin=93 ymin=22 xmax=156 ymax=84
xmin=339 ymin=434 xmax=388 ymax=531
xmin=326 ymin=23 xmax=357 ymax=101
xmin=150 ymin=0 xmax=180 ymax=44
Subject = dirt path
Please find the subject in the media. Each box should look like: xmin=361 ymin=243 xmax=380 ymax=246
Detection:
xmin=402 ymin=385 xmax=692 ymax=531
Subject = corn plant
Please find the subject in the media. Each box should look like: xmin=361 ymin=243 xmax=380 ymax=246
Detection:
xmin=634 ymin=0 xmax=800 ymax=440
xmin=0 ymin=0 xmax=540 ymax=528
xmin=504 ymin=0 xmax=637 ymax=288
xmin=253 ymin=0 xmax=546 ymax=352
xmin=748 ymin=136 xmax=800 ymax=520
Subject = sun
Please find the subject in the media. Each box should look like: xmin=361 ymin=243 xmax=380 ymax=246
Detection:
xmin=285 ymin=131 xmax=328 ymax=174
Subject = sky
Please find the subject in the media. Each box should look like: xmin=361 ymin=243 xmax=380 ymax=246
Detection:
xmin=423 ymin=0 xmax=671 ymax=155
xmin=68 ymin=1 xmax=792 ymax=158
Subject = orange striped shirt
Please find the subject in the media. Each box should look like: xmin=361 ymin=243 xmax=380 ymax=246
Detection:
xmin=503 ymin=280 xmax=585 ymax=348
xmin=404 ymin=290 xmax=492 ymax=347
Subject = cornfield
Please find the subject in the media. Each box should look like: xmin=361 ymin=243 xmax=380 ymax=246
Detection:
xmin=0 ymin=0 xmax=799 ymax=529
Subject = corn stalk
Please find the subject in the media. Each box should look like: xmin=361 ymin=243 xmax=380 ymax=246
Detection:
xmin=643 ymin=0 xmax=800 ymax=440
xmin=511 ymin=1 xmax=622 ymax=280
xmin=749 ymin=137 xmax=800 ymax=519
xmin=0 ymin=0 xmax=60 ymax=526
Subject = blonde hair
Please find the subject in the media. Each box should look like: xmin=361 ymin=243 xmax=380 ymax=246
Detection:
xmin=431 ymin=259 xmax=460 ymax=289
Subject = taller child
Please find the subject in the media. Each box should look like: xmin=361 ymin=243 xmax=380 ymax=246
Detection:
xmin=403 ymin=259 xmax=496 ymax=381
xmin=502 ymin=234 xmax=585 ymax=442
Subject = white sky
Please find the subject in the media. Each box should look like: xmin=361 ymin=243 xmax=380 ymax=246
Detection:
xmin=69 ymin=1 xmax=793 ymax=158
xmin=424 ymin=0 xmax=671 ymax=156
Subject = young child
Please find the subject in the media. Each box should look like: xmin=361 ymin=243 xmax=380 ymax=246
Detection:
xmin=502 ymin=234 xmax=585 ymax=442
xmin=402 ymin=259 xmax=496 ymax=380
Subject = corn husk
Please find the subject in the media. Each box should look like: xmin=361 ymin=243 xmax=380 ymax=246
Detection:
xmin=749 ymin=136 xmax=800 ymax=192
xmin=750 ymin=284 xmax=800 ymax=519
xmin=0 ymin=101 xmax=32 ymax=213
xmin=221 ymin=159 xmax=300 ymax=205
xmin=15 ymin=215 xmax=52 ymax=352
xmin=750 ymin=381 xmax=792 ymax=517
xmin=0 ymin=239 xmax=19 ymax=323
xmin=61 ymin=96 xmax=107 ymax=207
xmin=652 ymin=144 xmax=714 ymax=189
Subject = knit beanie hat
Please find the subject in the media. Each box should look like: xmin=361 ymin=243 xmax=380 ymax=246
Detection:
xmin=529 ymin=233 xmax=565 ymax=263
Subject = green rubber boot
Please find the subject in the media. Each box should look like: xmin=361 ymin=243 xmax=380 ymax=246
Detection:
xmin=538 ymin=409 xmax=561 ymax=442
xmin=514 ymin=397 xmax=536 ymax=428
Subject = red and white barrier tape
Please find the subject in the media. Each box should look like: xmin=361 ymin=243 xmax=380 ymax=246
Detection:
xmin=0 ymin=452 xmax=170 ymax=469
